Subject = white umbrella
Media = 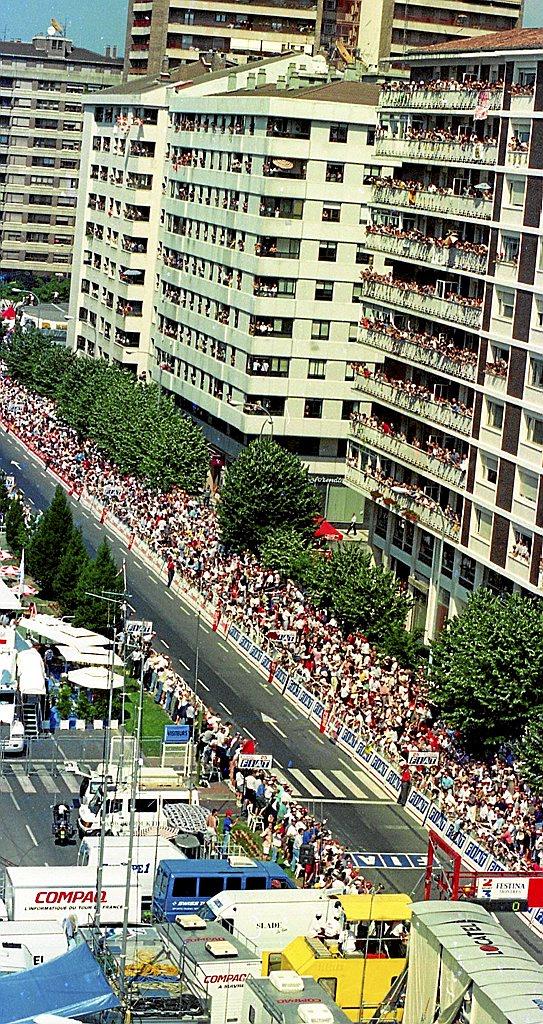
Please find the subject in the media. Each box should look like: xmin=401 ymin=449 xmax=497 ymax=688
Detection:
xmin=66 ymin=666 xmax=124 ymax=690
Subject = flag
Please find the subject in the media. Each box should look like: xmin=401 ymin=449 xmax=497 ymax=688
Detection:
xmin=17 ymin=549 xmax=24 ymax=599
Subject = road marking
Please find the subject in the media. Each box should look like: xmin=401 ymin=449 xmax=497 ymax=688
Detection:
xmin=81 ymin=512 xmax=89 ymax=519
xmin=25 ymin=824 xmax=38 ymax=846
xmin=311 ymin=770 xmax=345 ymax=797
xmin=37 ymin=767 xmax=58 ymax=794
xmin=60 ymin=771 xmax=78 ymax=791
xmin=239 ymin=663 xmax=251 ymax=674
xmin=198 ymin=680 xmax=210 ymax=692
xmin=245 ymin=729 xmax=256 ymax=740
xmin=12 ymin=767 xmax=36 ymax=793
xmin=315 ymin=736 xmax=325 ymax=744
xmin=352 ymin=769 xmax=388 ymax=799
xmin=219 ymin=702 xmax=232 ymax=715
xmin=180 ymin=607 xmax=190 ymax=616
xmin=10 ymin=792 xmax=20 ymax=810
xmin=217 ymin=641 xmax=228 ymax=651
xmin=179 ymin=659 xmax=190 ymax=671
xmin=273 ymin=770 xmax=301 ymax=796
xmin=289 ymin=769 xmax=324 ymax=797
xmin=165 ymin=591 xmax=174 ymax=600
xmin=284 ymin=707 xmax=297 ymax=718
xmin=274 ymin=759 xmax=283 ymax=769
xmin=159 ymin=639 xmax=170 ymax=649
xmin=199 ymin=622 xmax=210 ymax=632
xmin=133 ymin=559 xmax=145 ymax=568
xmin=331 ymin=770 xmax=368 ymax=799
xmin=0 ymin=777 xmax=10 ymax=794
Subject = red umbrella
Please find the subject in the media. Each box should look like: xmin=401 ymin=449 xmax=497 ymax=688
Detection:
xmin=314 ymin=518 xmax=344 ymax=541
xmin=1 ymin=306 xmax=16 ymax=320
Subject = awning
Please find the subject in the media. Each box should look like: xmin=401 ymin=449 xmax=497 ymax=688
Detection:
xmin=314 ymin=517 xmax=344 ymax=541
xmin=16 ymin=648 xmax=46 ymax=696
xmin=0 ymin=942 xmax=119 ymax=1024
xmin=56 ymin=645 xmax=123 ymax=668
xmin=66 ymin=666 xmax=124 ymax=691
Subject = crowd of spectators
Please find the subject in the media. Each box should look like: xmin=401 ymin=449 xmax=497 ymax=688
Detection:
xmin=370 ymin=175 xmax=493 ymax=204
xmin=381 ymin=77 xmax=503 ymax=96
xmin=350 ymin=411 xmax=468 ymax=472
xmin=377 ymin=125 xmax=498 ymax=148
xmin=360 ymin=270 xmax=484 ymax=312
xmin=359 ymin=317 xmax=478 ymax=374
xmin=366 ymin=223 xmax=488 ymax=263
xmin=346 ymin=460 xmax=462 ymax=535
xmin=355 ymin=367 xmax=472 ymax=421
xmin=1 ymin=366 xmax=542 ymax=871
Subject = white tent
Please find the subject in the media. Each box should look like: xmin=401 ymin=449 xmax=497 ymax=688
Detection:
xmin=55 ymin=645 xmax=122 ymax=668
xmin=0 ymin=577 xmax=21 ymax=613
xmin=66 ymin=667 xmax=124 ymax=691
xmin=16 ymin=648 xmax=46 ymax=696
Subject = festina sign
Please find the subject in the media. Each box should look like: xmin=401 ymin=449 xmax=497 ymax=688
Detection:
xmin=475 ymin=876 xmax=529 ymax=901
xmin=408 ymin=751 xmax=439 ymax=767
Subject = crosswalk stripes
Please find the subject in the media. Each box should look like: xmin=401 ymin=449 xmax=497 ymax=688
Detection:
xmin=311 ymin=770 xmax=345 ymax=798
xmin=10 ymin=765 xmax=36 ymax=794
xmin=273 ymin=763 xmax=388 ymax=803
xmin=0 ymin=763 xmax=78 ymax=800
xmin=273 ymin=769 xmax=302 ymax=797
xmin=331 ymin=770 xmax=369 ymax=800
xmin=288 ymin=768 xmax=324 ymax=798
xmin=36 ymin=766 xmax=60 ymax=794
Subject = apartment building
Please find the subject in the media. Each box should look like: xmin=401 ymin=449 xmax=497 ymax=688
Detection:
xmin=346 ymin=27 xmax=543 ymax=639
xmin=152 ymin=75 xmax=380 ymax=502
xmin=320 ymin=0 xmax=521 ymax=69
xmin=0 ymin=30 xmax=122 ymax=277
xmin=123 ymin=0 xmax=323 ymax=79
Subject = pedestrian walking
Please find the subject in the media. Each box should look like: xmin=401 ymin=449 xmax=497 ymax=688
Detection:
xmin=398 ymin=764 xmax=411 ymax=806
xmin=221 ymin=808 xmax=233 ymax=853
xmin=166 ymin=555 xmax=175 ymax=587
xmin=346 ymin=513 xmax=358 ymax=537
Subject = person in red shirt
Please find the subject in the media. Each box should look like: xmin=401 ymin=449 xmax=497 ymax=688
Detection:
xmin=398 ymin=765 xmax=411 ymax=806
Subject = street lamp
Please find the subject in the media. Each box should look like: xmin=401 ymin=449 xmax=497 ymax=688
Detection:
xmin=390 ymin=486 xmax=446 ymax=644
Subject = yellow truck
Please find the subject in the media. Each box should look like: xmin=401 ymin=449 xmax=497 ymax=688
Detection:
xmin=262 ymin=894 xmax=411 ymax=1022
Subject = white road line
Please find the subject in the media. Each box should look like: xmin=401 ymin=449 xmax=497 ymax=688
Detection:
xmin=274 ymin=759 xmax=283 ymax=769
xmin=331 ymin=770 xmax=368 ymax=799
xmin=239 ymin=663 xmax=251 ymax=674
xmin=160 ymin=639 xmax=170 ymax=649
xmin=217 ymin=641 xmax=228 ymax=651
xmin=12 ymin=768 xmax=36 ymax=794
xmin=37 ymin=767 xmax=58 ymax=794
xmin=21 ymin=453 xmax=28 ymax=460
xmin=165 ymin=591 xmax=174 ymax=600
xmin=311 ymin=770 xmax=345 ymax=798
xmin=25 ymin=824 xmax=38 ymax=847
xmin=10 ymin=792 xmax=20 ymax=811
xmin=199 ymin=680 xmax=210 ymax=692
xmin=352 ymin=769 xmax=389 ymax=799
xmin=180 ymin=607 xmax=190 ymax=616
xmin=199 ymin=622 xmax=210 ymax=632
xmin=284 ymin=707 xmax=297 ymax=718
xmin=0 ymin=778 xmax=10 ymax=794
xmin=60 ymin=771 xmax=78 ymax=791
xmin=179 ymin=659 xmax=190 ymax=671
xmin=219 ymin=701 xmax=232 ymax=715
xmin=315 ymin=736 xmax=325 ymax=744
xmin=133 ymin=559 xmax=145 ymax=568
xmin=288 ymin=768 xmax=324 ymax=797
xmin=81 ymin=512 xmax=89 ymax=519
xmin=274 ymin=770 xmax=301 ymax=796
xmin=245 ymin=729 xmax=256 ymax=740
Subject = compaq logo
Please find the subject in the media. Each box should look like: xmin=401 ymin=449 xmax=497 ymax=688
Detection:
xmin=206 ymin=973 xmax=249 ymax=984
xmin=35 ymin=889 xmax=106 ymax=905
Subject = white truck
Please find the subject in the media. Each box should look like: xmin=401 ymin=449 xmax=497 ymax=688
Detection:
xmin=0 ymin=920 xmax=68 ymax=970
xmin=78 ymin=835 xmax=185 ymax=907
xmin=201 ymin=889 xmax=341 ymax=953
xmin=77 ymin=769 xmax=200 ymax=838
xmin=0 ymin=865 xmax=143 ymax=925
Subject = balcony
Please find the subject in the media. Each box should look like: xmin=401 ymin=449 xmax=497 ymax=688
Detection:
xmin=379 ymin=85 xmax=502 ymax=112
xmin=370 ymin=183 xmax=493 ymax=221
xmin=375 ymin=137 xmax=498 ymax=166
xmin=359 ymin=276 xmax=483 ymax=330
xmin=255 ymin=238 xmax=300 ymax=260
xmin=345 ymin=465 xmax=461 ymax=541
xmin=506 ymin=148 xmax=528 ymax=167
xmin=357 ymin=324 xmax=477 ymax=383
xmin=354 ymin=374 xmax=473 ymax=435
xmin=263 ymin=158 xmax=307 ymax=180
xmin=365 ymin=230 xmax=488 ymax=275
xmin=350 ymin=419 xmax=466 ymax=488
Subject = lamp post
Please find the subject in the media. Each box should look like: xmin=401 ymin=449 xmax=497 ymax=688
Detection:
xmin=390 ymin=486 xmax=447 ymax=644
xmin=231 ymin=400 xmax=274 ymax=437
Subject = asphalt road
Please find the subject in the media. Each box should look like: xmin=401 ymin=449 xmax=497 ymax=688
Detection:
xmin=1 ymin=427 xmax=542 ymax=962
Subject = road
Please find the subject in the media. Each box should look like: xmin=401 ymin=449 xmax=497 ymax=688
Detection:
xmin=0 ymin=427 xmax=541 ymax=962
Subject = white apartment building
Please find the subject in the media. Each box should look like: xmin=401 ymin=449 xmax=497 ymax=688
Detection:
xmin=346 ymin=27 xmax=543 ymax=639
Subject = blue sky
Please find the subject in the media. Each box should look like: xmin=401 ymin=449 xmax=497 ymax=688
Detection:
xmin=2 ymin=0 xmax=542 ymax=54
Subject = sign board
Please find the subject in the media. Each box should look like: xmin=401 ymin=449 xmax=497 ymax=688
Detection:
xmin=350 ymin=852 xmax=427 ymax=870
xmin=126 ymin=620 xmax=153 ymax=645
xmin=164 ymin=724 xmax=190 ymax=745
xmin=238 ymin=754 xmax=273 ymax=771
xmin=408 ymin=751 xmax=439 ymax=767
xmin=473 ymin=875 xmax=543 ymax=908
xmin=267 ymin=630 xmax=297 ymax=645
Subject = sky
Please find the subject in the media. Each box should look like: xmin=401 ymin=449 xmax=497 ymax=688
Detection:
xmin=1 ymin=0 xmax=542 ymax=55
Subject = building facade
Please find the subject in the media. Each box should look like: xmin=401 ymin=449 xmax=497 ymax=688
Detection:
xmin=0 ymin=31 xmax=122 ymax=277
xmin=346 ymin=28 xmax=543 ymax=639
xmin=123 ymin=0 xmax=323 ymax=78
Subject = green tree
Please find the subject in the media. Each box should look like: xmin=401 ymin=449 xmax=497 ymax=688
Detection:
xmin=56 ymin=684 xmax=73 ymax=720
xmin=27 ymin=485 xmax=73 ymax=597
xmin=53 ymin=526 xmax=90 ymax=612
xmin=0 ymin=472 xmax=10 ymax=520
xmin=519 ymin=707 xmax=543 ymax=791
xmin=218 ymin=438 xmax=320 ymax=552
xmin=430 ymin=589 xmax=543 ymax=750
xmin=260 ymin=526 xmax=314 ymax=580
xmin=73 ymin=538 xmax=122 ymax=635
xmin=5 ymin=497 xmax=28 ymax=558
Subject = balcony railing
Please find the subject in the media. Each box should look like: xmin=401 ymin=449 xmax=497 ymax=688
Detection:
xmin=344 ymin=465 xmax=461 ymax=541
xmin=370 ymin=184 xmax=493 ymax=221
xmin=365 ymin=231 xmax=488 ymax=275
xmin=379 ymin=86 xmax=503 ymax=112
xmin=375 ymin=137 xmax=498 ymax=166
xmin=354 ymin=375 xmax=473 ymax=435
xmin=357 ymin=325 xmax=477 ymax=382
xmin=506 ymin=149 xmax=529 ymax=166
xmin=350 ymin=419 xmax=466 ymax=487
xmin=358 ymin=277 xmax=483 ymax=329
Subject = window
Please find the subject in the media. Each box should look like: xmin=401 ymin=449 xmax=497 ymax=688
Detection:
xmin=318 ymin=979 xmax=338 ymax=1000
xmin=172 ymin=876 xmax=197 ymax=898
xmin=311 ymin=320 xmax=330 ymax=340
xmin=366 ymin=127 xmax=376 ymax=146
xmin=527 ymin=415 xmax=543 ymax=445
xmin=518 ymin=468 xmax=538 ymax=502
xmin=315 ymin=281 xmax=333 ymax=301
xmin=499 ymin=234 xmax=520 ymax=264
xmin=481 ymin=453 xmax=498 ymax=484
xmin=225 ymin=877 xmax=243 ymax=890
xmin=356 ymin=243 xmax=370 ymax=265
xmin=507 ymin=177 xmax=525 ymax=207
xmin=418 ymin=532 xmax=434 ymax=567
xmin=133 ymin=797 xmax=159 ymax=813
xmin=459 ymin=553 xmax=476 ymax=589
xmin=308 ymin=359 xmax=326 ymax=379
xmin=486 ymin=399 xmax=504 ymax=430
xmin=497 ymin=290 xmax=514 ymax=319
xmin=329 ymin=123 xmax=348 ymax=143
xmin=245 ymin=876 xmax=266 ymax=890
xmin=530 ymin=359 xmax=543 ymax=388
xmin=352 ymin=283 xmax=365 ymax=302
xmin=318 ymin=240 xmax=337 ymax=262
xmin=475 ymin=507 xmax=492 ymax=541
xmin=322 ymin=203 xmax=340 ymax=222
xmin=442 ymin=543 xmax=455 ymax=578
xmin=362 ymin=165 xmax=381 ymax=184
xmin=325 ymin=162 xmax=344 ymax=182
xmin=342 ymin=400 xmax=357 ymax=420
xmin=348 ymin=322 xmax=359 ymax=341
xmin=199 ymin=876 xmax=225 ymax=899
xmin=304 ymin=398 xmax=323 ymax=418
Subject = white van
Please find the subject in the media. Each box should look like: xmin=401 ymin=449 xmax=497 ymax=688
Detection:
xmin=79 ymin=764 xmax=192 ymax=806
xmin=0 ymin=920 xmax=68 ymax=968
xmin=1 ymin=865 xmax=142 ymax=925
xmin=200 ymin=889 xmax=339 ymax=953
xmin=78 ymin=835 xmax=185 ymax=905
xmin=78 ymin=785 xmax=200 ymax=837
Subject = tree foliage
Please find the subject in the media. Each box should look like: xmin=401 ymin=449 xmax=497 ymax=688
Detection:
xmin=217 ymin=438 xmax=320 ymax=552
xmin=430 ymin=589 xmax=543 ymax=750
xmin=5 ymin=497 xmax=28 ymax=558
xmin=518 ymin=707 xmax=543 ymax=791
xmin=27 ymin=485 xmax=73 ymax=596
xmin=1 ymin=330 xmax=208 ymax=492
xmin=73 ymin=538 xmax=123 ymax=635
xmin=54 ymin=526 xmax=90 ymax=611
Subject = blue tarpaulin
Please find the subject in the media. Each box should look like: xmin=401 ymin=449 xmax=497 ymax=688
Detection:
xmin=0 ymin=942 xmax=119 ymax=1024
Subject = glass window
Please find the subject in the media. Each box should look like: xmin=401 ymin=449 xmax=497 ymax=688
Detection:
xmin=322 ymin=203 xmax=340 ymax=222
xmin=319 ymin=979 xmax=338 ymax=999
xmin=475 ymin=507 xmax=492 ymax=540
xmin=497 ymin=290 xmax=514 ymax=319
xmin=481 ymin=453 xmax=498 ymax=484
xmin=133 ymin=798 xmax=158 ymax=813
xmin=245 ymin=876 xmax=267 ymax=890
xmin=199 ymin=876 xmax=225 ymax=899
xmin=507 ymin=178 xmax=525 ymax=206
xmin=315 ymin=281 xmax=333 ymax=301
xmin=530 ymin=359 xmax=543 ymax=388
xmin=318 ymin=241 xmax=337 ymax=262
xmin=325 ymin=162 xmax=344 ymax=182
xmin=442 ymin=543 xmax=455 ymax=578
xmin=225 ymin=877 xmax=243 ymax=890
xmin=308 ymin=359 xmax=326 ymax=379
xmin=486 ymin=399 xmax=504 ymax=430
xmin=418 ymin=532 xmax=434 ymax=566
xmin=459 ymin=553 xmax=476 ymax=589
xmin=356 ymin=243 xmax=370 ymax=265
xmin=329 ymin=123 xmax=348 ymax=143
xmin=304 ymin=398 xmax=323 ymax=418
xmin=518 ymin=469 xmax=538 ymax=502
xmin=172 ymin=876 xmax=197 ymax=898
xmin=527 ymin=415 xmax=543 ymax=445
xmin=249 ymin=1008 xmax=256 ymax=1024
xmin=311 ymin=320 xmax=330 ymax=340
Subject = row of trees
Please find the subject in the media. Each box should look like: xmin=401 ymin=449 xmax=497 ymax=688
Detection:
xmin=1 ymin=331 xmax=208 ymax=492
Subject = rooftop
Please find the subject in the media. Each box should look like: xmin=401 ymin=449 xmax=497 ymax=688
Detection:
xmin=229 ymin=80 xmax=380 ymax=106
xmin=95 ymin=60 xmax=209 ymax=98
xmin=404 ymin=26 xmax=543 ymax=59
xmin=21 ymin=302 xmax=69 ymax=323
xmin=0 ymin=37 xmax=122 ymax=67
